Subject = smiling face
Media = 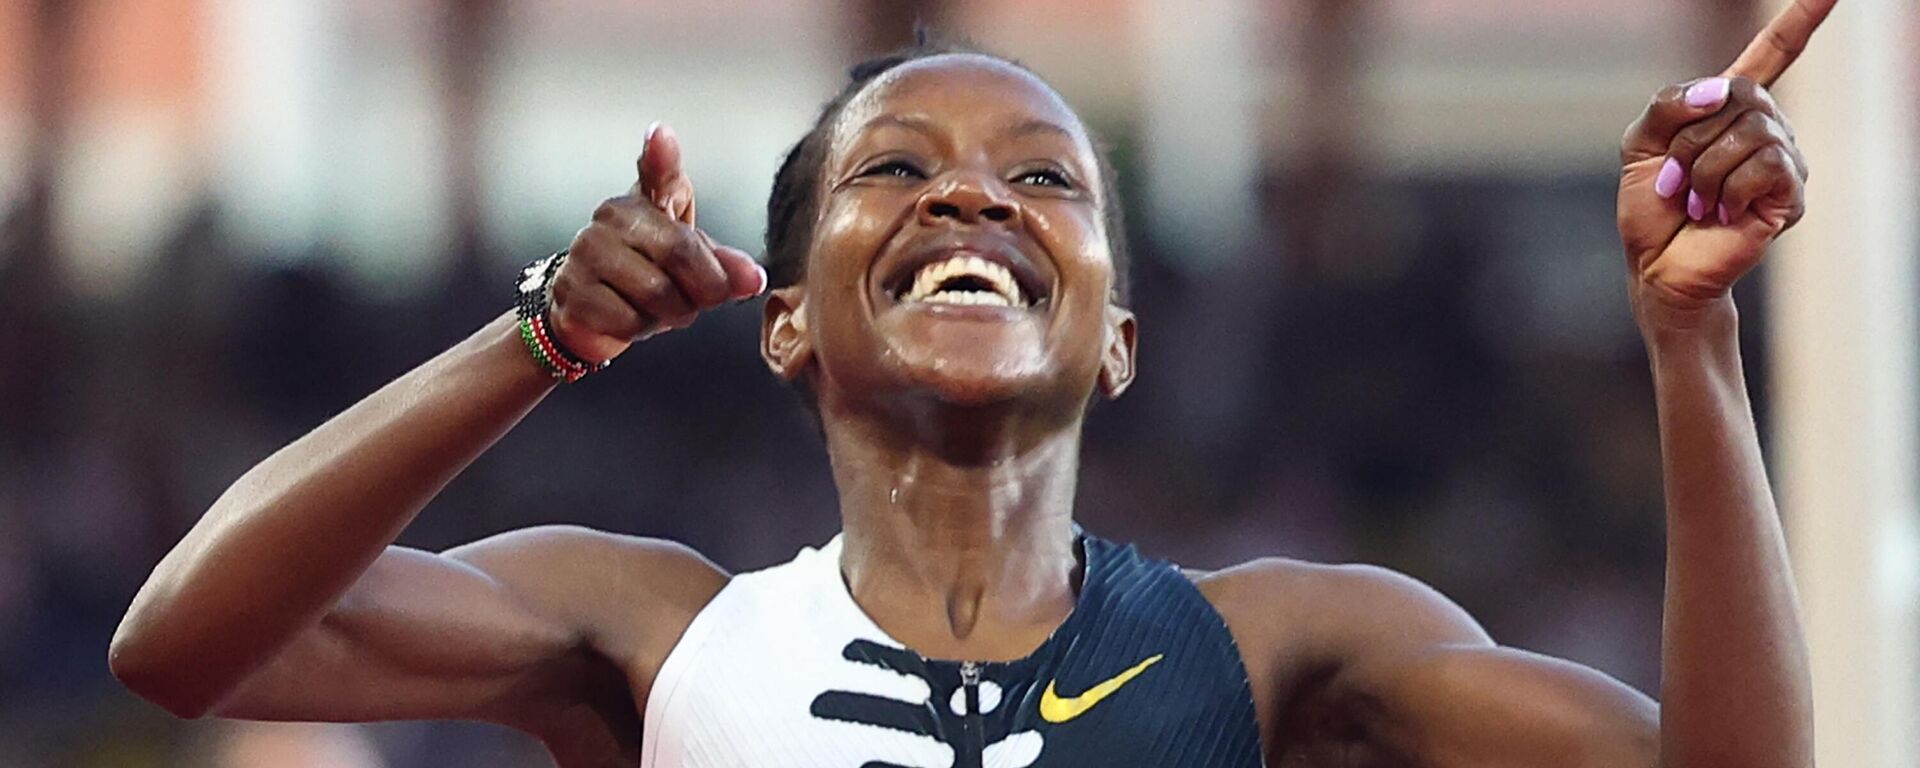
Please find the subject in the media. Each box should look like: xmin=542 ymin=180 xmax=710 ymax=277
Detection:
xmin=763 ymin=54 xmax=1137 ymax=422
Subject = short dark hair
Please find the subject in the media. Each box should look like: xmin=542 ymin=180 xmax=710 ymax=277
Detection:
xmin=761 ymin=39 xmax=1132 ymax=305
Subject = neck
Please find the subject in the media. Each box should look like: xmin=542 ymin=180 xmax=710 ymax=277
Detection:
xmin=822 ymin=400 xmax=1083 ymax=660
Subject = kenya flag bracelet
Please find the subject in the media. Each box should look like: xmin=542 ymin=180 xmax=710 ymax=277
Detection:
xmin=514 ymin=251 xmax=608 ymax=383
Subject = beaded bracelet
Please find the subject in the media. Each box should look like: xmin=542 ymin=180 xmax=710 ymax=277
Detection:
xmin=514 ymin=251 xmax=607 ymax=383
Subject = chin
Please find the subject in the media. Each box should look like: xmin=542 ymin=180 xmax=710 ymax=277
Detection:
xmin=883 ymin=331 xmax=1047 ymax=403
xmin=869 ymin=301 xmax=1045 ymax=398
xmin=902 ymin=358 xmax=1048 ymax=409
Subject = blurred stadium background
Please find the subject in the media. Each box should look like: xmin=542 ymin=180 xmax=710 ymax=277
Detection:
xmin=0 ymin=0 xmax=1914 ymax=765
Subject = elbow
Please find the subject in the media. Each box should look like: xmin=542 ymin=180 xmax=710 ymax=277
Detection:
xmin=1578 ymin=727 xmax=1658 ymax=768
xmin=1662 ymin=744 xmax=1814 ymax=768
xmin=108 ymin=619 xmax=219 ymax=719
xmin=1557 ymin=700 xmax=1659 ymax=768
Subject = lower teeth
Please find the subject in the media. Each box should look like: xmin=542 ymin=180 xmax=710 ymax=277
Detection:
xmin=918 ymin=290 xmax=1015 ymax=307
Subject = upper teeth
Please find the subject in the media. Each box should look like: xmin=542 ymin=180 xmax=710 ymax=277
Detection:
xmin=904 ymin=255 xmax=1026 ymax=308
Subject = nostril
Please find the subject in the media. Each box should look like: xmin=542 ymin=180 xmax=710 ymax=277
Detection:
xmin=928 ymin=202 xmax=962 ymax=219
xmin=981 ymin=206 xmax=1013 ymax=223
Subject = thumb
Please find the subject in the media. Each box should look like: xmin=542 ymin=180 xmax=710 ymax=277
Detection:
xmin=712 ymin=241 xmax=768 ymax=299
xmin=637 ymin=121 xmax=696 ymax=225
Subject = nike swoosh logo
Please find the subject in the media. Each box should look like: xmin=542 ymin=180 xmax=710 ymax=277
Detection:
xmin=1037 ymin=653 xmax=1164 ymax=724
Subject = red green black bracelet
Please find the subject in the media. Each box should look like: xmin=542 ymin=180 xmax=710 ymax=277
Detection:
xmin=513 ymin=251 xmax=607 ymax=382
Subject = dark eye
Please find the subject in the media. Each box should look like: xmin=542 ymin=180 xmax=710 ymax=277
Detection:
xmin=859 ymin=160 xmax=926 ymax=180
xmin=1014 ymin=168 xmax=1072 ymax=189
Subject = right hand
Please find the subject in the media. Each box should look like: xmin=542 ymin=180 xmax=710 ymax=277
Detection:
xmin=550 ymin=122 xmax=767 ymax=362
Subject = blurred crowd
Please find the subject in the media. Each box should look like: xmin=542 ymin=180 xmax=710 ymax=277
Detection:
xmin=0 ymin=167 xmax=1705 ymax=765
xmin=0 ymin=0 xmax=1813 ymax=764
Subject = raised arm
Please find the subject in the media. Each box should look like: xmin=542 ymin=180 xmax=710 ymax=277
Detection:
xmin=1613 ymin=4 xmax=1830 ymax=765
xmin=109 ymin=123 xmax=764 ymax=726
xmin=1380 ymin=4 xmax=1827 ymax=762
xmin=110 ymin=308 xmax=556 ymax=718
xmin=1217 ymin=4 xmax=1828 ymax=766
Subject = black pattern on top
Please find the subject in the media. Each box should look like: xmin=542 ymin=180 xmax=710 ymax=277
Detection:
xmin=807 ymin=533 xmax=1266 ymax=767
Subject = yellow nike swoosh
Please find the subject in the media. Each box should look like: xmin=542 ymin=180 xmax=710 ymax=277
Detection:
xmin=1038 ymin=653 xmax=1165 ymax=724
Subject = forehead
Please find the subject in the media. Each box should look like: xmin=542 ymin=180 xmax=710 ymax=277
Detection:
xmin=830 ymin=54 xmax=1095 ymax=157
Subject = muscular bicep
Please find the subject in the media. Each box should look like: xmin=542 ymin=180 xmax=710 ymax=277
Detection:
xmin=213 ymin=544 xmax=587 ymax=725
xmin=1365 ymin=645 xmax=1658 ymax=768
xmin=1210 ymin=560 xmax=1656 ymax=767
xmin=1323 ymin=567 xmax=1658 ymax=767
xmin=211 ymin=526 xmax=724 ymax=730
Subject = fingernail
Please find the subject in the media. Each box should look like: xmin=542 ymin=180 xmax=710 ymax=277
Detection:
xmin=645 ymin=121 xmax=661 ymax=144
xmin=1685 ymin=77 xmax=1730 ymax=109
xmin=730 ymin=263 xmax=769 ymax=303
xmin=1687 ymin=190 xmax=1707 ymax=222
xmin=1718 ymin=202 xmax=1732 ymax=226
xmin=1656 ymin=157 xmax=1685 ymax=198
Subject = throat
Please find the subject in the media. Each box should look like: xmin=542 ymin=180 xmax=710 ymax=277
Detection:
xmin=840 ymin=519 xmax=1083 ymax=661
xmin=945 ymin=583 xmax=989 ymax=641
xmin=824 ymin=411 xmax=1087 ymax=660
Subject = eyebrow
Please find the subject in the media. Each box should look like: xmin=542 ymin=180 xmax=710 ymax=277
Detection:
xmin=854 ymin=114 xmax=1077 ymax=142
xmin=1005 ymin=118 xmax=1074 ymax=140
xmin=857 ymin=113 xmax=940 ymax=137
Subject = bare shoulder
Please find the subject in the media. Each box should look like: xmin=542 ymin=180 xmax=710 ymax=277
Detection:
xmin=1190 ymin=559 xmax=1498 ymax=757
xmin=445 ymin=524 xmax=731 ymax=617
xmin=1193 ymin=557 xmax=1491 ymax=696
xmin=443 ymin=525 xmax=731 ymax=672
xmin=1198 ymin=556 xmax=1482 ymax=637
xmin=1194 ymin=559 xmax=1656 ymax=764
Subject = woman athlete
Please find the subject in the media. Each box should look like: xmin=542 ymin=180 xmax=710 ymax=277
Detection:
xmin=112 ymin=4 xmax=1831 ymax=766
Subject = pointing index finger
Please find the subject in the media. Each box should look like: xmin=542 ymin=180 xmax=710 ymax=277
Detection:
xmin=634 ymin=121 xmax=697 ymax=225
xmin=1724 ymin=0 xmax=1837 ymax=87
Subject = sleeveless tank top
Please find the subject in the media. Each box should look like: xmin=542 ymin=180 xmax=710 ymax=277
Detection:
xmin=639 ymin=532 xmax=1266 ymax=767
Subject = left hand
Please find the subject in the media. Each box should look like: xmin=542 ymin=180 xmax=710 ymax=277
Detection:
xmin=1617 ymin=0 xmax=1834 ymax=325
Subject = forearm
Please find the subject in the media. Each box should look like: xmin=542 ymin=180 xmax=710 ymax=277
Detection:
xmin=1646 ymin=299 xmax=1811 ymax=768
xmin=112 ymin=310 xmax=557 ymax=712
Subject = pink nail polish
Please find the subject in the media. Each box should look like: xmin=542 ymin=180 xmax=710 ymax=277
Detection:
xmin=1685 ymin=78 xmax=1731 ymax=109
xmin=1687 ymin=190 xmax=1707 ymax=222
xmin=1718 ymin=203 xmax=1732 ymax=226
xmin=1656 ymin=158 xmax=1685 ymax=199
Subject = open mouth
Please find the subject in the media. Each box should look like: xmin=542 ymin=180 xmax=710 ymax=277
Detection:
xmin=902 ymin=254 xmax=1028 ymax=308
xmin=884 ymin=244 xmax=1050 ymax=312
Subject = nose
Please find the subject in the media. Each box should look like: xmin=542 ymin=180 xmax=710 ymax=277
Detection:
xmin=916 ymin=173 xmax=1019 ymax=227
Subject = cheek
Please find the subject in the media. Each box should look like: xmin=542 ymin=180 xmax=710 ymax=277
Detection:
xmin=803 ymin=192 xmax=907 ymax=351
xmin=1030 ymin=204 xmax=1113 ymax=298
xmin=808 ymin=192 xmax=907 ymax=285
xmin=1028 ymin=205 xmax=1115 ymax=377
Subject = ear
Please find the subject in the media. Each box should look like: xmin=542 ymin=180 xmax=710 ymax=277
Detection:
xmin=1097 ymin=304 xmax=1137 ymax=400
xmin=762 ymin=286 xmax=814 ymax=382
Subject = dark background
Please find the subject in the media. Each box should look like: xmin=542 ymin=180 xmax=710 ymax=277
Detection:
xmin=1 ymin=0 xmax=1906 ymax=765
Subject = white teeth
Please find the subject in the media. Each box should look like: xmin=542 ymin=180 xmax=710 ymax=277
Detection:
xmin=919 ymin=289 xmax=1014 ymax=307
xmin=903 ymin=255 xmax=1026 ymax=307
